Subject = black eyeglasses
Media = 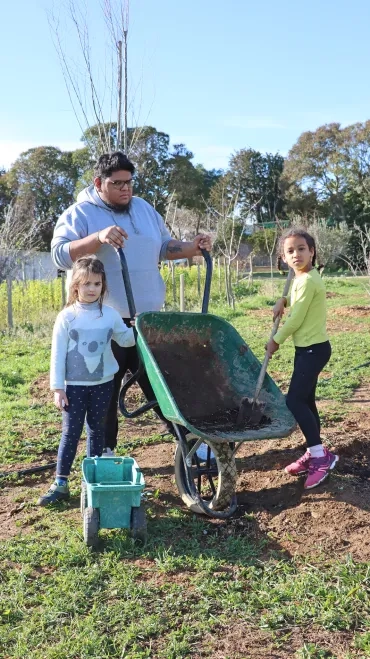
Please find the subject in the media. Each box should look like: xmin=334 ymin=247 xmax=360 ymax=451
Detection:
xmin=108 ymin=178 xmax=134 ymax=190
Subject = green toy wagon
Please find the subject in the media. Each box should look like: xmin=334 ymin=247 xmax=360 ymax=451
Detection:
xmin=118 ymin=249 xmax=296 ymax=520
xmin=81 ymin=456 xmax=146 ymax=548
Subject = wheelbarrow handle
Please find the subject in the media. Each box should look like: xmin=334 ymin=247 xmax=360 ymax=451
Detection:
xmin=253 ymin=268 xmax=294 ymax=403
xmin=119 ymin=246 xmax=212 ymax=316
xmin=200 ymin=248 xmax=213 ymax=314
xmin=117 ymin=247 xmax=136 ymax=320
xmin=119 ymin=363 xmax=159 ymax=418
xmin=117 ymin=247 xmax=158 ymax=418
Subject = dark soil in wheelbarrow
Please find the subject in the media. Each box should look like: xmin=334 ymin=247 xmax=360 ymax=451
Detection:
xmin=187 ymin=407 xmax=271 ymax=432
xmin=149 ymin=338 xmax=270 ymax=430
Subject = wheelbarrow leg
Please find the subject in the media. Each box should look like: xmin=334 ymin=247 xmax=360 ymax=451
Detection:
xmin=173 ymin=424 xmax=238 ymax=519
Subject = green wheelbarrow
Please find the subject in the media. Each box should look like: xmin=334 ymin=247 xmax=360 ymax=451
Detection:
xmin=81 ymin=456 xmax=146 ymax=548
xmin=117 ymin=249 xmax=296 ymax=520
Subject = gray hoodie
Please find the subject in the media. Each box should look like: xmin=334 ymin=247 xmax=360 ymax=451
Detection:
xmin=51 ymin=186 xmax=172 ymax=317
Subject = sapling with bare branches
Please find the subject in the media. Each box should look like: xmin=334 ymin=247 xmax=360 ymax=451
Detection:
xmin=0 ymin=196 xmax=48 ymax=283
xmin=340 ymin=223 xmax=370 ymax=298
xmin=207 ymin=176 xmax=242 ymax=308
xmin=48 ymin=0 xmax=139 ymax=157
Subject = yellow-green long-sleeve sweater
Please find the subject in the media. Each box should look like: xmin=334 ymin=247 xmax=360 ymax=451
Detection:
xmin=273 ymin=268 xmax=329 ymax=347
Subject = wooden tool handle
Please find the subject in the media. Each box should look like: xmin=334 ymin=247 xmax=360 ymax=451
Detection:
xmin=253 ymin=269 xmax=294 ymax=403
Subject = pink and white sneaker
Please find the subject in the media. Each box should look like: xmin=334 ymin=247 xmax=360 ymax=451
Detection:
xmin=304 ymin=449 xmax=339 ymax=490
xmin=285 ymin=450 xmax=310 ymax=476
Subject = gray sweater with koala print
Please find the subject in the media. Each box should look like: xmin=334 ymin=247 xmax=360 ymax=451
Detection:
xmin=50 ymin=302 xmax=135 ymax=390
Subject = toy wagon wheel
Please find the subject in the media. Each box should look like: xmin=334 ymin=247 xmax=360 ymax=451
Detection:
xmin=130 ymin=505 xmax=147 ymax=544
xmin=80 ymin=481 xmax=88 ymax=517
xmin=174 ymin=434 xmax=238 ymax=517
xmin=83 ymin=507 xmax=100 ymax=548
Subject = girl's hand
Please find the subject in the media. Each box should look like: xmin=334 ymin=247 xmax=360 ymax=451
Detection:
xmin=273 ymin=298 xmax=286 ymax=321
xmin=130 ymin=313 xmax=139 ymax=327
xmin=265 ymin=339 xmax=279 ymax=357
xmin=54 ymin=389 xmax=69 ymax=411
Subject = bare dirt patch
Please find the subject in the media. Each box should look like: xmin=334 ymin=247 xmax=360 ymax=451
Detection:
xmin=335 ymin=305 xmax=369 ymax=316
xmin=131 ymin=381 xmax=370 ymax=562
xmin=29 ymin=373 xmax=51 ymax=404
xmin=199 ymin=623 xmax=361 ymax=658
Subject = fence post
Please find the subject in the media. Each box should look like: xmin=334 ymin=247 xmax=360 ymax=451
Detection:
xmin=197 ymin=263 xmax=201 ymax=299
xmin=180 ymin=273 xmax=185 ymax=312
xmin=61 ymin=272 xmax=66 ymax=308
xmin=224 ymin=258 xmax=229 ymax=303
xmin=6 ymin=277 xmax=13 ymax=329
xmin=171 ymin=262 xmax=176 ymax=304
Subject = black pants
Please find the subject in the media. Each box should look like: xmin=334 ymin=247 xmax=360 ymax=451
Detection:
xmin=286 ymin=341 xmax=331 ymax=448
xmin=57 ymin=381 xmax=114 ymax=476
xmin=104 ymin=319 xmax=169 ymax=450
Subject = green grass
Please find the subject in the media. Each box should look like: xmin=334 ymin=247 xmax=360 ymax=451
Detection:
xmin=1 ymin=512 xmax=370 ymax=657
xmin=0 ymin=328 xmax=60 ymax=466
xmin=1 ymin=508 xmax=370 ymax=658
xmin=0 ymin=276 xmax=370 ymax=657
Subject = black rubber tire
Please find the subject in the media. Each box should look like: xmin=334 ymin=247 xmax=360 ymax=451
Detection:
xmin=80 ymin=481 xmax=88 ymax=517
xmin=83 ymin=507 xmax=100 ymax=548
xmin=174 ymin=435 xmax=237 ymax=514
xmin=130 ymin=505 xmax=147 ymax=544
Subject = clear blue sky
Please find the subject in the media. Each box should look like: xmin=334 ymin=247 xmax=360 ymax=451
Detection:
xmin=1 ymin=0 xmax=370 ymax=171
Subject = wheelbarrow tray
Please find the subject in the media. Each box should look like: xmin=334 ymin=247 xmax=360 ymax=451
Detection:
xmin=136 ymin=312 xmax=296 ymax=442
xmin=82 ymin=456 xmax=145 ymax=529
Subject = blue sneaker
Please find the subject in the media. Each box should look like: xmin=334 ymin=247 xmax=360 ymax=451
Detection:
xmin=37 ymin=482 xmax=70 ymax=506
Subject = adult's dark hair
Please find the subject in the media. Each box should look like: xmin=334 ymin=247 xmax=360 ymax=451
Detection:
xmin=279 ymin=227 xmax=317 ymax=267
xmin=94 ymin=152 xmax=135 ymax=179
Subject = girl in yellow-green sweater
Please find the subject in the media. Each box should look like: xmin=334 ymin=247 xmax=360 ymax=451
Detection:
xmin=266 ymin=228 xmax=339 ymax=490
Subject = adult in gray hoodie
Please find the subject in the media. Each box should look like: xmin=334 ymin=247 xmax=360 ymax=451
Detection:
xmin=51 ymin=151 xmax=212 ymax=452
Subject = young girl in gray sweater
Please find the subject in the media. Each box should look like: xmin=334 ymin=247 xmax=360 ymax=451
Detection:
xmin=38 ymin=256 xmax=135 ymax=506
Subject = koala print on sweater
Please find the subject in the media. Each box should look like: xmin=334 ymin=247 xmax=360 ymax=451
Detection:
xmin=66 ymin=327 xmax=114 ymax=381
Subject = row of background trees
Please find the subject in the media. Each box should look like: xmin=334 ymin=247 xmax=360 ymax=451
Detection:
xmin=2 ymin=120 xmax=370 ymax=260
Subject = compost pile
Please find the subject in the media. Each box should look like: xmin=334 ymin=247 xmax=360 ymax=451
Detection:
xmin=148 ymin=334 xmax=270 ymax=432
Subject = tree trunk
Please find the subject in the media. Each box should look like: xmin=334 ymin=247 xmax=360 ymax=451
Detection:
xmin=227 ymin=261 xmax=235 ymax=309
xmin=117 ymin=40 xmax=123 ymax=149
xmin=123 ymin=26 xmax=128 ymax=154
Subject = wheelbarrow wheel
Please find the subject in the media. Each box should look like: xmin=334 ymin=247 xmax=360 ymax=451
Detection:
xmin=131 ymin=505 xmax=147 ymax=544
xmin=80 ymin=481 xmax=88 ymax=517
xmin=83 ymin=507 xmax=100 ymax=548
xmin=174 ymin=435 xmax=237 ymax=515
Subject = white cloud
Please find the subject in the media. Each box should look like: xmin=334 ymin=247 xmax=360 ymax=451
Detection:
xmin=0 ymin=140 xmax=83 ymax=170
xmin=223 ymin=116 xmax=286 ymax=130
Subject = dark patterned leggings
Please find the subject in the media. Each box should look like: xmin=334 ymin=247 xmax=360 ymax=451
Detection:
xmin=286 ymin=341 xmax=331 ymax=448
xmin=57 ymin=381 xmax=114 ymax=477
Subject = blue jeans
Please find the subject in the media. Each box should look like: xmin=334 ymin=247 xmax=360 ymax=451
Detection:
xmin=286 ymin=341 xmax=331 ymax=448
xmin=57 ymin=381 xmax=114 ymax=477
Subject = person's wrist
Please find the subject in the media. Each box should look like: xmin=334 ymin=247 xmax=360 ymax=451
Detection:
xmin=96 ymin=231 xmax=103 ymax=245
